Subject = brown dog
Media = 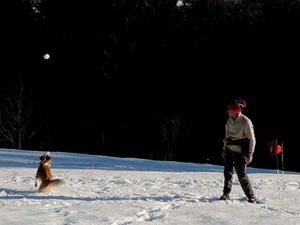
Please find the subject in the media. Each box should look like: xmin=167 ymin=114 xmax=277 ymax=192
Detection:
xmin=35 ymin=152 xmax=64 ymax=193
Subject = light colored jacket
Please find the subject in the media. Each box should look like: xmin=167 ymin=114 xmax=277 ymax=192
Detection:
xmin=223 ymin=113 xmax=256 ymax=154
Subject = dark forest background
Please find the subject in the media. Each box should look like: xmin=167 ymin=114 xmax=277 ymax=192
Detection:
xmin=2 ymin=0 xmax=300 ymax=172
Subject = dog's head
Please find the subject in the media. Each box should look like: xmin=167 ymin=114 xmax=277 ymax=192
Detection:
xmin=39 ymin=151 xmax=52 ymax=166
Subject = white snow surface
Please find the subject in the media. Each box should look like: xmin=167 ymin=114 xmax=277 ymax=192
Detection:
xmin=0 ymin=148 xmax=299 ymax=225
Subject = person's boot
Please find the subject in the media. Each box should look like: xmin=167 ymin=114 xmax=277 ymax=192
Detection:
xmin=219 ymin=194 xmax=230 ymax=200
xmin=248 ymin=197 xmax=260 ymax=204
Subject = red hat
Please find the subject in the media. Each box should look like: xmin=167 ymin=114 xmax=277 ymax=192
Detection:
xmin=227 ymin=100 xmax=246 ymax=113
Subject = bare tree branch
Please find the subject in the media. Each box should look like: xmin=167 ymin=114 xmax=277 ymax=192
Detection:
xmin=0 ymin=76 xmax=36 ymax=149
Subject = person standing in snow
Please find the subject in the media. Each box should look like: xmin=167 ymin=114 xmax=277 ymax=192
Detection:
xmin=220 ymin=99 xmax=258 ymax=203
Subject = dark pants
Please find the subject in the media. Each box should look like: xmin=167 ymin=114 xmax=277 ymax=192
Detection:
xmin=223 ymin=149 xmax=255 ymax=200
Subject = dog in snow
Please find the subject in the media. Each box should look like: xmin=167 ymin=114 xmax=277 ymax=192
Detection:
xmin=35 ymin=151 xmax=64 ymax=193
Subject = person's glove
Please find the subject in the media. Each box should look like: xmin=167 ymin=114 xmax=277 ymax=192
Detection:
xmin=223 ymin=138 xmax=231 ymax=145
xmin=243 ymin=154 xmax=253 ymax=164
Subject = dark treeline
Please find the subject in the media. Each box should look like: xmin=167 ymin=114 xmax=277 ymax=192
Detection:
xmin=2 ymin=0 xmax=300 ymax=172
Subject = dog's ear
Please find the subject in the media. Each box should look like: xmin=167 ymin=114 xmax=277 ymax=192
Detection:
xmin=45 ymin=151 xmax=51 ymax=161
xmin=39 ymin=155 xmax=44 ymax=161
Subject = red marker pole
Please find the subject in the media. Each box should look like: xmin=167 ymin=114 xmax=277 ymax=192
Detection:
xmin=275 ymin=139 xmax=280 ymax=190
xmin=281 ymin=142 xmax=285 ymax=200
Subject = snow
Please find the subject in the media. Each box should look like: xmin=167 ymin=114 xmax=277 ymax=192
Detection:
xmin=1 ymin=148 xmax=299 ymax=225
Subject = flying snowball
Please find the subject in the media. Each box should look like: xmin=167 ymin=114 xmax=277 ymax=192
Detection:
xmin=43 ymin=53 xmax=50 ymax=60
xmin=176 ymin=0 xmax=184 ymax=7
